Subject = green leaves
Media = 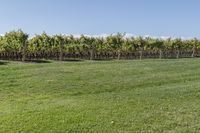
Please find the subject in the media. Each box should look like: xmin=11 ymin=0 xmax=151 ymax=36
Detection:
xmin=2 ymin=29 xmax=28 ymax=53
xmin=0 ymin=31 xmax=200 ymax=60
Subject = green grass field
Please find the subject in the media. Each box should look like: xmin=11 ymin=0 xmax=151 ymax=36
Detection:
xmin=1 ymin=59 xmax=200 ymax=132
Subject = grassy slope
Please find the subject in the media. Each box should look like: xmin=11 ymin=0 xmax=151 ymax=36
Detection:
xmin=0 ymin=59 xmax=200 ymax=132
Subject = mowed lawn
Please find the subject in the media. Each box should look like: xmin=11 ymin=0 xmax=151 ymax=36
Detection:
xmin=1 ymin=59 xmax=200 ymax=132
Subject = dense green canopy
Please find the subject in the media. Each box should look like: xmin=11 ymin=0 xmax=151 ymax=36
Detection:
xmin=0 ymin=30 xmax=200 ymax=61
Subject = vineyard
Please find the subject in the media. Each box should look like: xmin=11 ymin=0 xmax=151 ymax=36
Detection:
xmin=0 ymin=30 xmax=200 ymax=61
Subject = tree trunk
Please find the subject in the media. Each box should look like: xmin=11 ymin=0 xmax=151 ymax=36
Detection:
xmin=22 ymin=41 xmax=27 ymax=62
xmin=59 ymin=52 xmax=63 ymax=61
xmin=22 ymin=52 xmax=26 ymax=62
xmin=191 ymin=47 xmax=195 ymax=58
xmin=176 ymin=50 xmax=180 ymax=59
xmin=139 ymin=50 xmax=143 ymax=60
xmin=159 ymin=49 xmax=162 ymax=59
xmin=90 ymin=49 xmax=94 ymax=60
xmin=117 ymin=50 xmax=121 ymax=60
xmin=59 ymin=40 xmax=64 ymax=61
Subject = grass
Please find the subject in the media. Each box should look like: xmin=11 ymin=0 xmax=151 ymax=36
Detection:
xmin=1 ymin=59 xmax=200 ymax=132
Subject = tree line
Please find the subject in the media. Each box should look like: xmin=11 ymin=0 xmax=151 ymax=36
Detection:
xmin=0 ymin=30 xmax=200 ymax=61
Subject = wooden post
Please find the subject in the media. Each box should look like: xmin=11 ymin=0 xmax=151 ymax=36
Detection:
xmin=59 ymin=39 xmax=64 ymax=61
xmin=22 ymin=41 xmax=27 ymax=62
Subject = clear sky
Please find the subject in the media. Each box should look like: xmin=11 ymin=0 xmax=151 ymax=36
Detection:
xmin=0 ymin=0 xmax=200 ymax=37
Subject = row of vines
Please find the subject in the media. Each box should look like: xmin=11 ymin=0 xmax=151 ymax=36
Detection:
xmin=0 ymin=30 xmax=200 ymax=61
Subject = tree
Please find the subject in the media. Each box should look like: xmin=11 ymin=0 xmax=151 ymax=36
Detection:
xmin=135 ymin=36 xmax=146 ymax=60
xmin=0 ymin=36 xmax=5 ymax=52
xmin=79 ymin=35 xmax=97 ymax=60
xmin=3 ymin=30 xmax=28 ymax=61
xmin=106 ymin=33 xmax=125 ymax=60
xmin=154 ymin=39 xmax=164 ymax=59
xmin=188 ymin=38 xmax=199 ymax=58
xmin=171 ymin=38 xmax=182 ymax=59
xmin=122 ymin=38 xmax=135 ymax=52
xmin=53 ymin=34 xmax=65 ymax=60
xmin=29 ymin=32 xmax=53 ymax=59
xmin=2 ymin=31 xmax=200 ymax=60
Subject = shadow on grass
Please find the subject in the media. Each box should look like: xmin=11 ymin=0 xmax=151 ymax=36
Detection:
xmin=62 ymin=59 xmax=84 ymax=62
xmin=0 ymin=61 xmax=8 ymax=65
xmin=25 ymin=60 xmax=52 ymax=64
xmin=93 ymin=59 xmax=114 ymax=61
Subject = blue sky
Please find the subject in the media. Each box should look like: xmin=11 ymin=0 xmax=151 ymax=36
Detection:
xmin=0 ymin=0 xmax=200 ymax=37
